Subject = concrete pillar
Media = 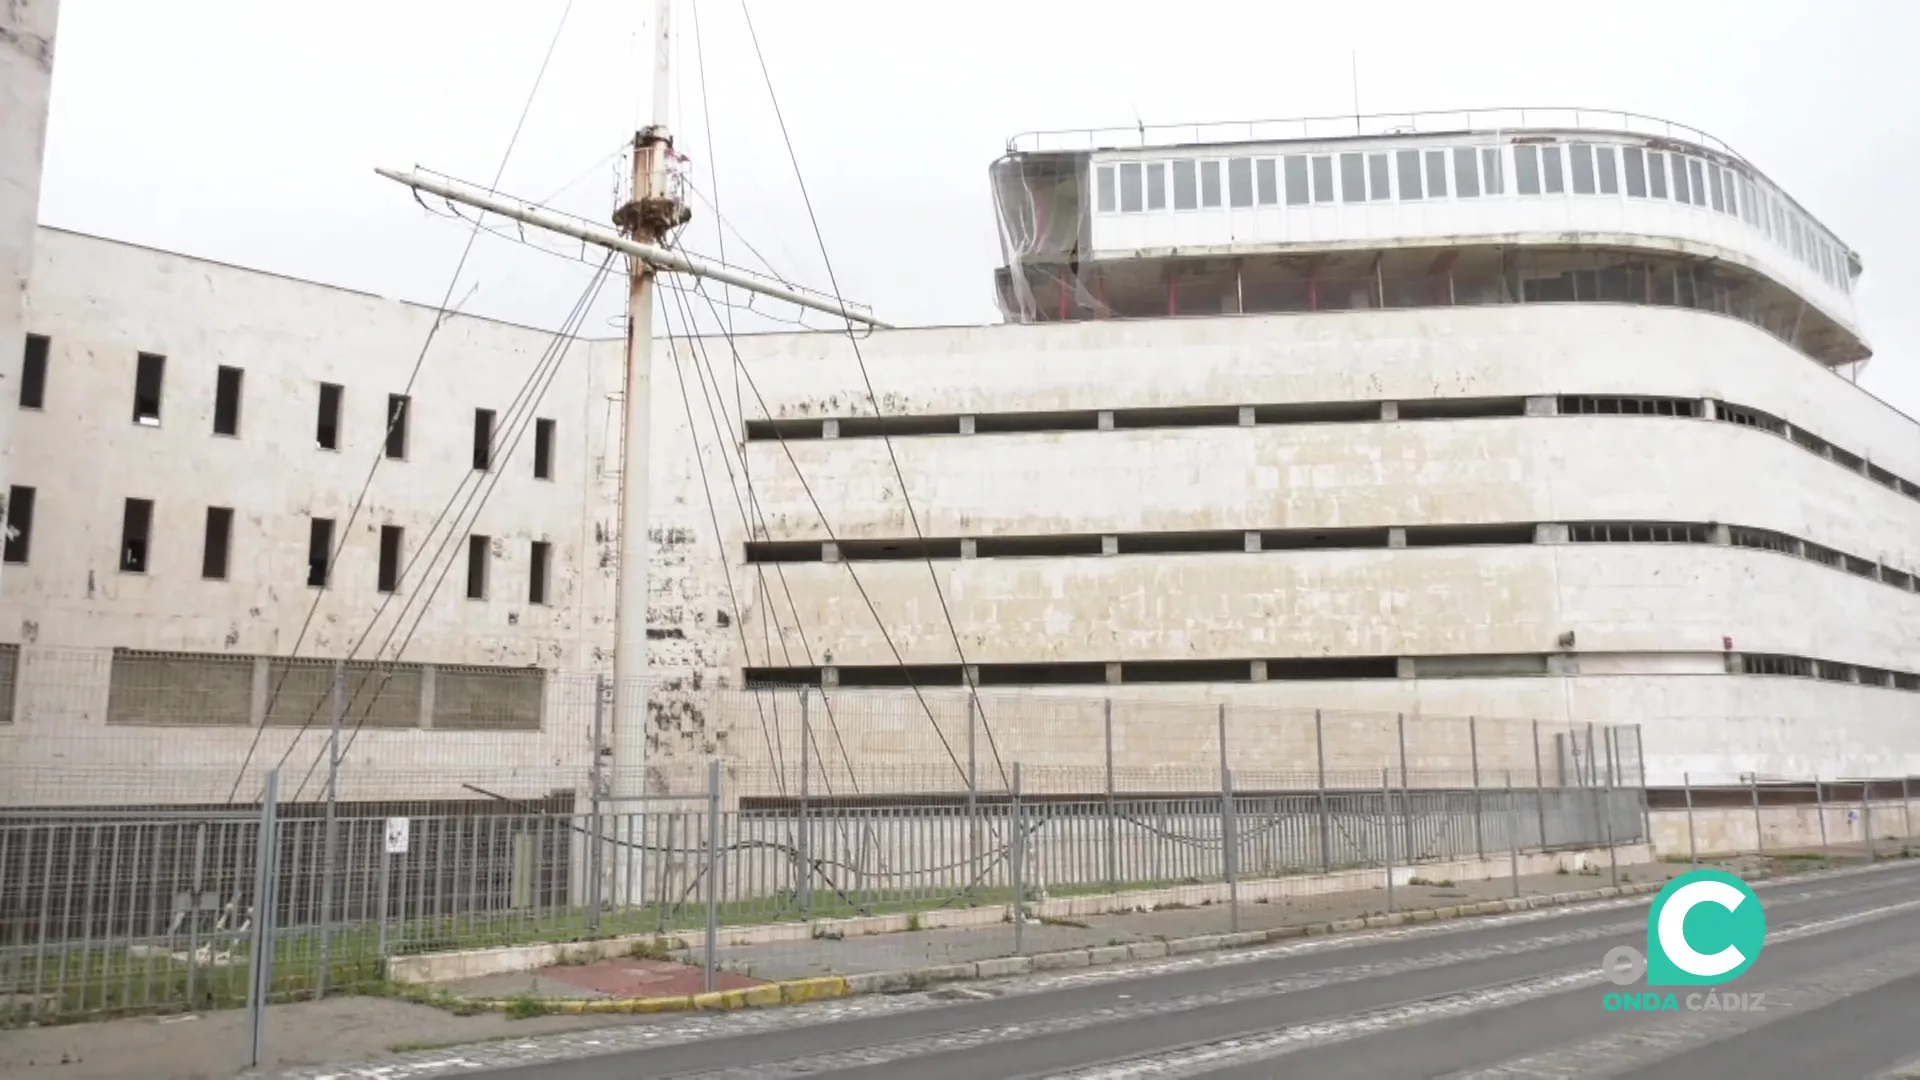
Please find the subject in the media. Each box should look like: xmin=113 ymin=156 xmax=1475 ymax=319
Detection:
xmin=1104 ymin=662 xmax=1123 ymax=684
xmin=1533 ymin=523 xmax=1570 ymax=544
xmin=1101 ymin=535 xmax=1119 ymax=555
xmin=1523 ymin=396 xmax=1558 ymax=417
xmin=1547 ymin=654 xmax=1580 ymax=676
xmin=1395 ymin=657 xmax=1418 ymax=679
xmin=1701 ymin=399 xmax=1719 ymax=420
xmin=1380 ymin=401 xmax=1400 ymax=421
xmin=1387 ymin=527 xmax=1407 ymax=549
xmin=820 ymin=666 xmax=840 ymax=689
xmin=1243 ymin=531 xmax=1261 ymax=553
xmin=1249 ymin=660 xmax=1268 ymax=681
xmin=420 ymin=664 xmax=437 ymax=728
xmin=821 ymin=419 xmax=840 ymax=439
xmin=249 ymin=657 xmax=271 ymax=726
xmin=963 ymin=664 xmax=980 ymax=687
xmin=959 ymin=538 xmax=978 ymax=559
xmin=1709 ymin=524 xmax=1731 ymax=545
xmin=1237 ymin=405 xmax=1255 ymax=427
xmin=822 ymin=541 xmax=842 ymax=562
xmin=958 ymin=415 xmax=976 ymax=435
xmin=1097 ymin=410 xmax=1116 ymax=431
xmin=0 ymin=0 xmax=62 ymax=602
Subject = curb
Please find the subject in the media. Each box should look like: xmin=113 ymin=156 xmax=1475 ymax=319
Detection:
xmin=421 ymin=881 xmax=1671 ymax=1016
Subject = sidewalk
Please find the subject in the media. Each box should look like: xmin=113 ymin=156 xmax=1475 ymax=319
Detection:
xmin=0 ymin=850 xmax=1870 ymax=1080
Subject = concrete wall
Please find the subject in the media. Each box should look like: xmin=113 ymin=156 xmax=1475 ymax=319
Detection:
xmin=8 ymin=229 xmax=1920 ymax=800
xmin=1650 ymin=799 xmax=1915 ymax=857
xmin=0 ymin=0 xmax=60 ymax=597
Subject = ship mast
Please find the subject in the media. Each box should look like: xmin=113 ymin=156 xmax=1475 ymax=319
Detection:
xmin=377 ymin=0 xmax=887 ymax=805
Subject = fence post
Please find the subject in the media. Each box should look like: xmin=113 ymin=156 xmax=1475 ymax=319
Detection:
xmin=1683 ymin=772 xmax=1698 ymax=866
xmin=1396 ymin=713 xmax=1412 ymax=865
xmin=1314 ymin=709 xmax=1331 ymax=872
xmin=966 ymin=693 xmax=979 ymax=892
xmin=1506 ymin=769 xmax=1520 ymax=898
xmin=246 ymin=769 xmax=281 ymax=1070
xmin=1584 ymin=722 xmax=1604 ymax=855
xmin=1634 ymin=724 xmax=1652 ymax=845
xmin=1814 ymin=777 xmax=1828 ymax=855
xmin=1750 ymin=773 xmax=1765 ymax=854
xmin=1531 ymin=719 xmax=1547 ymax=848
xmin=1601 ymin=729 xmax=1618 ymax=888
xmin=317 ymin=662 xmax=343 ymax=999
xmin=798 ymin=688 xmax=813 ymax=919
xmin=1104 ymin=698 xmax=1117 ymax=894
xmin=1469 ymin=715 xmax=1484 ymax=860
xmin=1218 ymin=704 xmax=1238 ymax=933
xmin=1864 ymin=786 xmax=1876 ymax=865
xmin=589 ymin=674 xmax=607 ymax=924
xmin=1905 ymin=775 xmax=1913 ymax=843
xmin=1012 ymin=761 xmax=1026 ymax=956
xmin=1382 ymin=767 xmax=1395 ymax=914
xmin=704 ymin=759 xmax=723 ymax=994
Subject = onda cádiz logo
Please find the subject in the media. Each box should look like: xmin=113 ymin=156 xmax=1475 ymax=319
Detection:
xmin=1600 ymin=868 xmax=1769 ymax=1013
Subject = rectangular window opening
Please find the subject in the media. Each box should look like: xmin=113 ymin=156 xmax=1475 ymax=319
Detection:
xmin=529 ymin=540 xmax=551 ymax=604
xmin=971 ymin=410 xmax=1101 ymax=434
xmin=1367 ymin=153 xmax=1390 ymax=199
xmin=533 ymin=417 xmax=556 ymax=479
xmin=1708 ymin=166 xmax=1726 ymax=212
xmin=1311 ymin=156 xmax=1336 ymax=203
xmin=212 ymin=365 xmax=243 ymax=436
xmin=1118 ymin=162 xmax=1143 ymax=212
xmin=20 ymin=334 xmax=48 ymax=409
xmin=1339 ymin=153 xmax=1367 ymax=202
xmin=972 ymin=534 xmax=1106 ymax=558
xmin=120 ymin=497 xmax=154 ymax=573
xmin=133 ymin=353 xmax=165 ymax=425
xmin=1255 ymin=158 xmax=1278 ymax=205
xmin=838 ymin=538 xmax=965 ymax=561
xmin=1513 ymin=145 xmax=1541 ymax=195
xmin=1145 ymin=162 xmax=1166 ymax=210
xmin=1397 ymin=150 xmax=1423 ymax=200
xmin=1569 ymin=144 xmax=1597 ymax=194
xmin=836 ymin=414 xmax=964 ymax=438
xmin=1172 ymin=160 xmax=1197 ymax=210
xmin=1396 ymin=396 xmax=1528 ymax=420
xmin=1540 ymin=144 xmax=1565 ymax=193
xmin=377 ymin=524 xmax=403 ymax=593
xmin=1404 ymin=523 xmax=1536 ymax=547
xmin=1671 ymin=155 xmax=1692 ymax=203
xmin=317 ymin=382 xmax=342 ymax=450
xmin=467 ymin=534 xmax=491 ymax=598
xmin=1116 ymin=531 xmax=1247 ymax=556
xmin=4 ymin=485 xmax=34 ymax=564
xmin=1686 ymin=158 xmax=1707 ymax=206
xmin=1227 ymin=157 xmax=1254 ymax=208
xmin=1647 ymin=151 xmax=1669 ymax=199
xmin=385 ymin=394 xmax=410 ymax=459
xmin=1596 ymin=146 xmax=1619 ymax=194
xmin=1096 ymin=166 xmax=1116 ymax=213
xmin=1284 ymin=156 xmax=1311 ymax=205
xmin=202 ymin=506 xmax=233 ymax=580
xmin=1199 ymin=160 xmax=1222 ymax=207
xmin=1424 ymin=150 xmax=1448 ymax=197
xmin=473 ymin=407 xmax=495 ymax=471
xmin=1481 ymin=147 xmax=1505 ymax=194
xmin=1453 ymin=146 xmax=1481 ymax=197
xmin=308 ymin=517 xmax=334 ymax=588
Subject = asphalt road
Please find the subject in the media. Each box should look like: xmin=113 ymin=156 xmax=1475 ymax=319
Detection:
xmin=454 ymin=862 xmax=1920 ymax=1080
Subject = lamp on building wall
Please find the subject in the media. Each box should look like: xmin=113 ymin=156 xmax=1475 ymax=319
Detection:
xmin=1557 ymin=630 xmax=1576 ymax=649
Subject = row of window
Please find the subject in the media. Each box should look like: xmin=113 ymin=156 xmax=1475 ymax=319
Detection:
xmin=1092 ymin=140 xmax=1852 ymax=295
xmin=746 ymin=517 xmax=1920 ymax=600
xmin=0 ymin=488 xmax=556 ymax=604
xmin=746 ymin=393 xmax=1920 ymax=515
xmin=15 ymin=336 xmax=561 ymax=476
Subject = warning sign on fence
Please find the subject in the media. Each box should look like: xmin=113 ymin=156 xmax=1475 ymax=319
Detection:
xmin=385 ymin=817 xmax=410 ymax=855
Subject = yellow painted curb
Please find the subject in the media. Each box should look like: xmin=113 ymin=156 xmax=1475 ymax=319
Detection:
xmin=779 ymin=976 xmax=849 ymax=1004
xmin=464 ymin=975 xmax=847 ymax=1016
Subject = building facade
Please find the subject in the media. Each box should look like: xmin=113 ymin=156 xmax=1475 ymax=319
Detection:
xmin=3 ymin=103 xmax=1917 ymax=803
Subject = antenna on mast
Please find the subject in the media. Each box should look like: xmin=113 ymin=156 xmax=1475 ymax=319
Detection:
xmin=1350 ymin=51 xmax=1362 ymax=135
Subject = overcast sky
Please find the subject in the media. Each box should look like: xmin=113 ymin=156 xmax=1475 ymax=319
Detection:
xmin=37 ymin=0 xmax=1920 ymax=416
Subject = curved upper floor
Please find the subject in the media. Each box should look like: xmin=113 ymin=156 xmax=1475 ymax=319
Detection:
xmin=990 ymin=108 xmax=1867 ymax=366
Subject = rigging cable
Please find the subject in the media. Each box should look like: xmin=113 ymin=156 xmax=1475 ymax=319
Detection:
xmin=222 ymin=0 xmax=580 ymax=803
xmin=738 ymin=0 xmax=1009 ymax=787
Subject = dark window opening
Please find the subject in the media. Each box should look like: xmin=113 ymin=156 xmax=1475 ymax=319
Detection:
xmin=1283 ymin=156 xmax=1310 ymax=205
xmin=1257 ymin=526 xmax=1393 ymax=551
xmin=972 ymin=410 xmax=1102 ymax=434
xmin=744 ymin=666 xmax=823 ymax=688
xmin=467 ymin=534 xmax=489 ymax=599
xmin=1404 ymin=523 xmax=1536 ymax=547
xmin=4 ymin=485 xmax=34 ymax=564
xmin=1729 ymin=527 xmax=1796 ymax=556
xmin=1116 ymin=531 xmax=1247 ymax=556
xmin=1119 ymin=659 xmax=1252 ymax=684
xmin=837 ymin=665 xmax=965 ymax=688
xmin=308 ymin=517 xmax=334 ymax=588
xmin=473 ymin=408 xmax=496 ymax=471
xmin=133 ymin=353 xmax=165 ymax=425
xmin=977 ymin=663 xmax=1108 ymax=686
xmin=19 ymin=334 xmax=48 ymax=409
xmin=1843 ymin=554 xmax=1878 ymax=580
xmin=743 ymin=418 xmax=827 ymax=442
xmin=120 ymin=497 xmax=153 ymax=573
xmin=533 ymin=417 xmax=556 ymax=479
xmin=1265 ymin=656 xmax=1400 ymax=681
xmin=1567 ymin=522 xmax=1709 ymax=544
xmin=1397 ymin=397 xmax=1528 ymax=420
xmin=1111 ymin=405 xmax=1241 ymax=430
xmin=1558 ymin=395 xmax=1699 ymax=417
xmin=837 ymin=414 xmax=964 ymax=438
xmin=385 ymin=394 xmax=410 ymax=459
xmin=202 ymin=506 xmax=232 ymax=580
xmin=317 ymin=382 xmax=342 ymax=449
xmin=1745 ymin=654 xmax=1812 ymax=678
xmin=1252 ymin=400 xmax=1380 ymax=425
xmin=377 ymin=525 xmax=403 ymax=593
xmin=744 ymin=540 xmax=828 ymax=564
xmin=529 ymin=540 xmax=551 ymax=604
xmin=1815 ymin=660 xmax=1853 ymax=683
xmin=213 ymin=366 xmax=243 ymax=436
xmin=1411 ymin=654 xmax=1550 ymax=678
xmin=973 ymin=534 xmax=1105 ymax=558
xmin=837 ymin=538 xmax=965 ymax=561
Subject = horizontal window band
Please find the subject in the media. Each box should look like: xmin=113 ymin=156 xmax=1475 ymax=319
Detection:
xmin=743 ymin=394 xmax=1920 ymax=509
xmin=743 ymin=651 xmax=1920 ymax=692
xmin=745 ymin=519 xmax=1919 ymax=600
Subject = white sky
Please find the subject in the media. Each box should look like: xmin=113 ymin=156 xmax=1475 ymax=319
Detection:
xmin=37 ymin=0 xmax=1920 ymax=416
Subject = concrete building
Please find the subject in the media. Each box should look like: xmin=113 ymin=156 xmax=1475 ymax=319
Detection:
xmin=3 ymin=71 xmax=1917 ymax=797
